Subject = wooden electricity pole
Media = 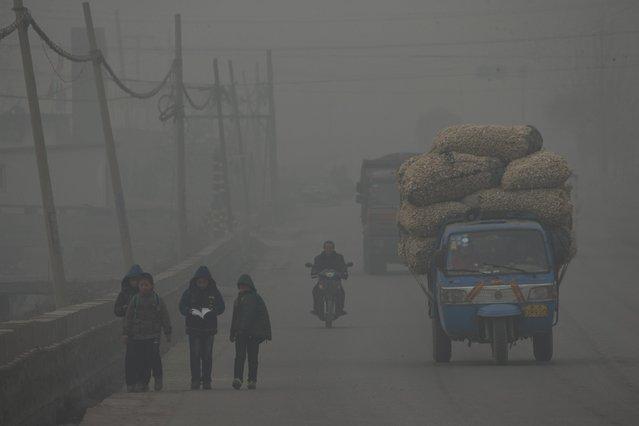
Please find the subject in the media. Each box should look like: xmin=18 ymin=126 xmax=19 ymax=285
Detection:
xmin=228 ymin=60 xmax=250 ymax=216
xmin=83 ymin=2 xmax=134 ymax=269
xmin=114 ymin=10 xmax=130 ymax=128
xmin=13 ymin=0 xmax=68 ymax=308
xmin=213 ymin=58 xmax=234 ymax=230
xmin=174 ymin=14 xmax=187 ymax=258
xmin=266 ymin=50 xmax=279 ymax=205
xmin=255 ymin=62 xmax=268 ymax=208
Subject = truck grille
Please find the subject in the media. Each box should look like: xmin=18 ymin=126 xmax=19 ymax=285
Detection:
xmin=471 ymin=286 xmax=519 ymax=304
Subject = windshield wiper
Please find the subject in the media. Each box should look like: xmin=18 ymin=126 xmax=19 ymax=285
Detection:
xmin=446 ymin=268 xmax=488 ymax=275
xmin=481 ymin=263 xmax=529 ymax=274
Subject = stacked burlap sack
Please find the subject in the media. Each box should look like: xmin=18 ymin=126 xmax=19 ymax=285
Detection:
xmin=397 ymin=124 xmax=576 ymax=274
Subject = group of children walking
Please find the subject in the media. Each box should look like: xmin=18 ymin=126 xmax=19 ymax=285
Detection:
xmin=114 ymin=264 xmax=272 ymax=392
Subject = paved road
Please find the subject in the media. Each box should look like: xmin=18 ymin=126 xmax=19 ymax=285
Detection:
xmin=82 ymin=203 xmax=639 ymax=426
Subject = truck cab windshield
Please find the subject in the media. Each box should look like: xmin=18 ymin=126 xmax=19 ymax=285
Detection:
xmin=445 ymin=229 xmax=550 ymax=275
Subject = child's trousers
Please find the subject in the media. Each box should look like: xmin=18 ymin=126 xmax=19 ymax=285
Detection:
xmin=130 ymin=338 xmax=161 ymax=386
xmin=234 ymin=335 xmax=260 ymax=383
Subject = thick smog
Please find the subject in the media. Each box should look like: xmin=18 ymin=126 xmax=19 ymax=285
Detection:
xmin=0 ymin=1 xmax=638 ymax=425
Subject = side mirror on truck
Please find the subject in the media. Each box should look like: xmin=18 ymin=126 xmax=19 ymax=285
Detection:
xmin=305 ymin=263 xmax=313 ymax=268
xmin=355 ymin=194 xmax=366 ymax=204
xmin=346 ymin=262 xmax=354 ymax=267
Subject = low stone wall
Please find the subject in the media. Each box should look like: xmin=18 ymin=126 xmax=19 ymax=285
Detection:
xmin=0 ymin=231 xmax=260 ymax=426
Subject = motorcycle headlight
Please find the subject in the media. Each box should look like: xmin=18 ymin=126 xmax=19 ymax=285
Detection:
xmin=440 ymin=288 xmax=468 ymax=304
xmin=527 ymin=285 xmax=556 ymax=301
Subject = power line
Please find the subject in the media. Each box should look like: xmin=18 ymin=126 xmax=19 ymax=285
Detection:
xmin=27 ymin=2 xmax=635 ymax=26
xmin=112 ymin=60 xmax=639 ymax=88
xmin=3 ymin=26 xmax=639 ymax=55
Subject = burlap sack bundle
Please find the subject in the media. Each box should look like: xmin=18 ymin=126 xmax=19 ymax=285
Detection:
xmin=398 ymin=201 xmax=471 ymax=237
xmin=501 ymin=150 xmax=571 ymax=190
xmin=398 ymin=235 xmax=438 ymax=274
xmin=396 ymin=154 xmax=420 ymax=187
xmin=431 ymin=124 xmax=543 ymax=163
xmin=400 ymin=152 xmax=504 ymax=206
xmin=549 ymin=225 xmax=577 ymax=265
xmin=463 ymin=188 xmax=572 ymax=227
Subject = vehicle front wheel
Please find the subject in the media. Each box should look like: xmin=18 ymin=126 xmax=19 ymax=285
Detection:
xmin=533 ymin=330 xmax=553 ymax=362
xmin=432 ymin=315 xmax=451 ymax=363
xmin=325 ymin=300 xmax=334 ymax=329
xmin=491 ymin=318 xmax=509 ymax=365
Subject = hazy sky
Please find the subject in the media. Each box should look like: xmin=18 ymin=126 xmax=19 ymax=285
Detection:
xmin=2 ymin=0 xmax=638 ymax=177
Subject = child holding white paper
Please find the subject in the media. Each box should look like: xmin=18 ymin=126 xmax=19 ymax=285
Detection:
xmin=178 ymin=266 xmax=225 ymax=390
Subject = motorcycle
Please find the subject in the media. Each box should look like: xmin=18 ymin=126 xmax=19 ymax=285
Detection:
xmin=305 ymin=261 xmax=353 ymax=328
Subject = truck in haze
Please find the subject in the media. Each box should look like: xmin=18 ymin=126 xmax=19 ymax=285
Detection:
xmin=356 ymin=153 xmax=417 ymax=274
xmin=427 ymin=217 xmax=567 ymax=364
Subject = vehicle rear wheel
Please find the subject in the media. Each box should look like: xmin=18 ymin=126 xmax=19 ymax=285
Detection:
xmin=533 ymin=330 xmax=553 ymax=362
xmin=432 ymin=315 xmax=451 ymax=363
xmin=491 ymin=318 xmax=509 ymax=365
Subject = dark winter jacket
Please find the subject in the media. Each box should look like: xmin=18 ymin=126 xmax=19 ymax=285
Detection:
xmin=311 ymin=251 xmax=347 ymax=277
xmin=114 ymin=264 xmax=144 ymax=317
xmin=179 ymin=266 xmax=225 ymax=335
xmin=230 ymin=274 xmax=272 ymax=342
xmin=123 ymin=285 xmax=172 ymax=340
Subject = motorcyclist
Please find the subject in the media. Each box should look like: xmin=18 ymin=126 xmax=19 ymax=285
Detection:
xmin=310 ymin=241 xmax=348 ymax=317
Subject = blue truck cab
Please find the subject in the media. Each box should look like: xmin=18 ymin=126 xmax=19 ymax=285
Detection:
xmin=428 ymin=219 xmax=562 ymax=364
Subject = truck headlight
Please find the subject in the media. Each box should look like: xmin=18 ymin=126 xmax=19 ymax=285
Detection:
xmin=440 ymin=288 xmax=468 ymax=304
xmin=527 ymin=285 xmax=556 ymax=301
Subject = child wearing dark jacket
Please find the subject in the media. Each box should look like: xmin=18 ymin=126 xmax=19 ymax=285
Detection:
xmin=115 ymin=265 xmax=164 ymax=391
xmin=230 ymin=274 xmax=272 ymax=390
xmin=179 ymin=266 xmax=225 ymax=390
xmin=123 ymin=272 xmax=172 ymax=392
xmin=115 ymin=265 xmax=146 ymax=391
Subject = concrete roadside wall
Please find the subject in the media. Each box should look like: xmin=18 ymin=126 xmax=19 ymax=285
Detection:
xmin=0 ymin=231 xmax=260 ymax=426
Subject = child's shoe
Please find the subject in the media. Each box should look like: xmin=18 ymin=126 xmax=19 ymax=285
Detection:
xmin=190 ymin=381 xmax=200 ymax=390
xmin=126 ymin=385 xmax=135 ymax=393
xmin=134 ymin=383 xmax=148 ymax=392
xmin=202 ymin=382 xmax=212 ymax=390
xmin=154 ymin=377 xmax=163 ymax=391
xmin=232 ymin=379 xmax=242 ymax=390
xmin=247 ymin=381 xmax=257 ymax=390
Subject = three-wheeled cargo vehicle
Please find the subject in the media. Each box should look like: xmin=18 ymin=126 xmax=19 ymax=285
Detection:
xmin=425 ymin=218 xmax=569 ymax=365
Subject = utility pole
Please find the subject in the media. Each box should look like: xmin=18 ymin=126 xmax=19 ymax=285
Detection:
xmin=174 ymin=14 xmax=187 ymax=259
xmin=13 ymin=0 xmax=68 ymax=308
xmin=242 ymin=69 xmax=257 ymax=203
xmin=114 ymin=10 xmax=130 ymax=128
xmin=266 ymin=50 xmax=279 ymax=206
xmin=213 ymin=58 xmax=234 ymax=230
xmin=255 ymin=62 xmax=268 ymax=208
xmin=83 ymin=2 xmax=134 ymax=269
xmin=228 ymin=60 xmax=250 ymax=217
